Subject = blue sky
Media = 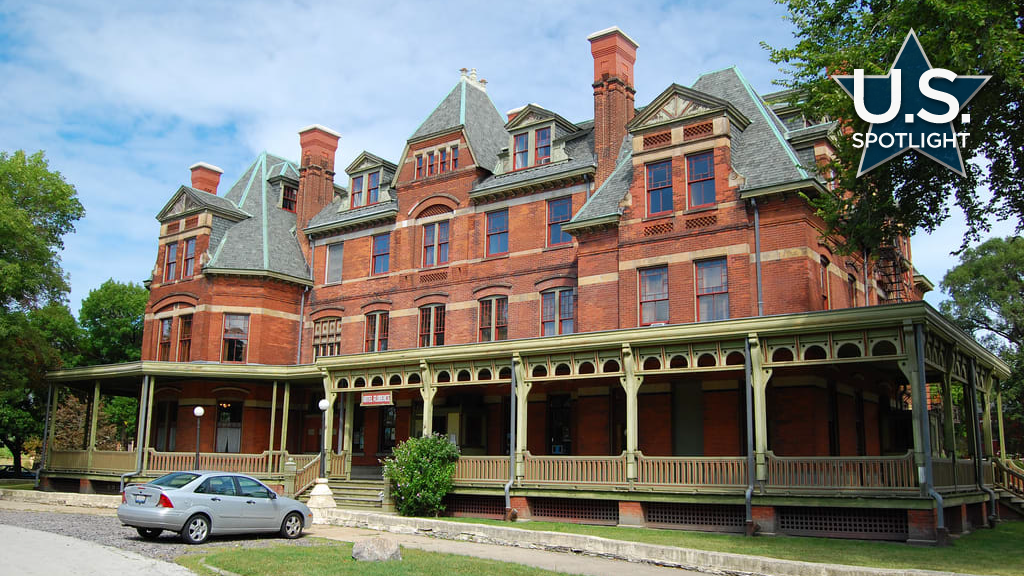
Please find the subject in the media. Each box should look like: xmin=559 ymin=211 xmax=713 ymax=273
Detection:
xmin=0 ymin=1 xmax=1013 ymax=315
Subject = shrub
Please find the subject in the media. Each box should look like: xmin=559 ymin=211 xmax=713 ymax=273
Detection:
xmin=382 ymin=433 xmax=460 ymax=517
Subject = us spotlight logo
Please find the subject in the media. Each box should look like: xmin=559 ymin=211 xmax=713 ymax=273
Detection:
xmin=833 ymin=30 xmax=989 ymax=176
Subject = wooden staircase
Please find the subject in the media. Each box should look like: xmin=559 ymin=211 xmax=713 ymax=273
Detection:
xmin=299 ymin=477 xmax=392 ymax=511
xmin=994 ymin=461 xmax=1024 ymax=519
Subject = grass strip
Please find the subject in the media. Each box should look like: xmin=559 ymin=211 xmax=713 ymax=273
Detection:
xmin=433 ymin=515 xmax=1024 ymax=575
xmin=177 ymin=539 xmax=568 ymax=576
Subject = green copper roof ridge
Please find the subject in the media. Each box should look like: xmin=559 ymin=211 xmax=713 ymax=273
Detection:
xmin=260 ymin=152 xmax=270 ymax=270
xmin=237 ymin=156 xmax=262 ymax=207
xmin=459 ymin=78 xmax=466 ymax=125
xmin=730 ymin=67 xmax=809 ymax=180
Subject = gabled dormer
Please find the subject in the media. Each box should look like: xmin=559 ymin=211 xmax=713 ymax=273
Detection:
xmin=626 ymin=83 xmax=750 ymax=154
xmin=344 ymin=152 xmax=397 ymax=210
xmin=266 ymin=159 xmax=301 ymax=213
xmin=493 ymin=104 xmax=581 ymax=174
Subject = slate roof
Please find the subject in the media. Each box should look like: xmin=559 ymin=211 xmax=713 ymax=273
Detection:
xmin=471 ymin=129 xmax=596 ymax=196
xmin=410 ymin=78 xmax=508 ymax=174
xmin=305 ymin=197 xmax=399 ymax=234
xmin=156 ymin=185 xmax=251 ymax=221
xmin=692 ymin=67 xmax=809 ymax=190
xmin=204 ymin=153 xmax=310 ymax=281
xmin=566 ymin=135 xmax=632 ymax=226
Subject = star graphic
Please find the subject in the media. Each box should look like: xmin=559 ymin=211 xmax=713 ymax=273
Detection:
xmin=833 ymin=30 xmax=989 ymax=176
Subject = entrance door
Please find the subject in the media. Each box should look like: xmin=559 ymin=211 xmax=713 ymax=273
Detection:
xmin=216 ymin=401 xmax=242 ymax=453
xmin=547 ymin=395 xmax=572 ymax=455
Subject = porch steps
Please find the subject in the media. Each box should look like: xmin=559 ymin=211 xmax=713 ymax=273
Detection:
xmin=300 ymin=479 xmax=391 ymax=510
xmin=996 ymin=488 xmax=1024 ymax=518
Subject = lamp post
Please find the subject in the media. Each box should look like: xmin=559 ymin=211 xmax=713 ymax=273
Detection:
xmin=318 ymin=398 xmax=330 ymax=478
xmin=193 ymin=406 xmax=205 ymax=470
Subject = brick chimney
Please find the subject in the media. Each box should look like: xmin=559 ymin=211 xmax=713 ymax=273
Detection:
xmin=588 ymin=27 xmax=637 ymax=188
xmin=189 ymin=162 xmax=223 ymax=194
xmin=296 ymin=125 xmax=340 ymax=232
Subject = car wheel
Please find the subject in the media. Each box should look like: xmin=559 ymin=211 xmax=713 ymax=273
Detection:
xmin=280 ymin=512 xmax=303 ymax=539
xmin=136 ymin=527 xmax=162 ymax=540
xmin=181 ymin=514 xmax=210 ymax=545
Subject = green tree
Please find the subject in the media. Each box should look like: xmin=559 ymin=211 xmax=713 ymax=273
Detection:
xmin=940 ymin=236 xmax=1024 ymax=454
xmin=0 ymin=150 xmax=84 ymax=473
xmin=766 ymin=0 xmax=1023 ymax=253
xmin=79 ymin=279 xmax=148 ymax=365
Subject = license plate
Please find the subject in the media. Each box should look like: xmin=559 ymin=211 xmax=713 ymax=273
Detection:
xmin=134 ymin=495 xmax=147 ymax=504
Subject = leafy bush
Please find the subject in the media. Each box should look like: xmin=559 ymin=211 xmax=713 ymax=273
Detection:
xmin=382 ymin=433 xmax=459 ymax=517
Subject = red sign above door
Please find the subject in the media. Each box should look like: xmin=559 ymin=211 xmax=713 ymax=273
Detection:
xmin=360 ymin=391 xmax=393 ymax=406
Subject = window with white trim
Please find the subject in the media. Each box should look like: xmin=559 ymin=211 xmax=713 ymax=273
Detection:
xmin=364 ymin=311 xmax=389 ymax=352
xmin=639 ymin=266 xmax=669 ymax=325
xmin=313 ymin=317 xmax=342 ymax=358
xmin=541 ymin=288 xmax=574 ymax=336
xmin=418 ymin=305 xmax=445 ymax=347
xmin=479 ymin=296 xmax=508 ymax=342
xmin=696 ymin=258 xmax=728 ymax=321
xmin=326 ymin=242 xmax=343 ymax=284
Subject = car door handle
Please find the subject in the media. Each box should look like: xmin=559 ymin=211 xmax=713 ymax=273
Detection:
xmin=246 ymin=500 xmax=256 ymax=504
xmin=210 ymin=497 xmax=222 ymax=501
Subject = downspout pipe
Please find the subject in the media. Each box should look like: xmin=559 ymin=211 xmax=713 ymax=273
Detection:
xmin=914 ymin=324 xmax=945 ymax=540
xmin=36 ymin=383 xmax=54 ymax=488
xmin=969 ymin=359 xmax=999 ymax=524
xmin=751 ymin=198 xmax=764 ymax=316
xmin=743 ymin=338 xmax=756 ymax=535
xmin=504 ymin=356 xmax=517 ymax=518
xmin=121 ymin=375 xmax=150 ymax=492
xmin=296 ymin=286 xmax=310 ymax=364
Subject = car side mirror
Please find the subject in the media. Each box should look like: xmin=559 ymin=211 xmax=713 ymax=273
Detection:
xmin=268 ymin=490 xmax=277 ymax=500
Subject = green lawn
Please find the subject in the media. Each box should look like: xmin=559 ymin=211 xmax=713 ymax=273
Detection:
xmin=435 ymin=516 xmax=1024 ymax=576
xmin=0 ymin=481 xmax=35 ymax=490
xmin=177 ymin=540 xmax=566 ymax=576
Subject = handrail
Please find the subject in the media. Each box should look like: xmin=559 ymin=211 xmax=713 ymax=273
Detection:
xmin=765 ymin=450 xmax=917 ymax=491
xmin=995 ymin=460 xmax=1024 ymax=498
xmin=292 ymin=455 xmax=321 ymax=497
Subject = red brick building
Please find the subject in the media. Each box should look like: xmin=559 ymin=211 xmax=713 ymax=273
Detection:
xmin=45 ymin=28 xmax=1011 ymax=544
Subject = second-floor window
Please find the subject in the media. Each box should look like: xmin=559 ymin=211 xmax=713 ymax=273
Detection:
xmin=326 ymin=242 xmax=343 ymax=284
xmin=416 ymin=155 xmax=424 ymax=178
xmin=422 ymin=221 xmax=450 ymax=267
xmin=451 ymin=146 xmax=459 ymax=169
xmin=687 ymin=151 xmax=715 ymax=208
xmin=548 ymin=197 xmax=572 ymax=246
xmin=535 ymin=127 xmax=551 ymax=164
xmin=178 ymin=315 xmax=192 ymax=362
xmin=364 ymin=311 xmax=389 ymax=352
xmin=164 ymin=242 xmax=178 ymax=281
xmin=513 ymin=133 xmax=528 ymax=170
xmin=419 ymin=305 xmax=445 ymax=347
xmin=439 ymin=149 xmax=448 ymax=174
xmin=428 ymin=152 xmax=436 ymax=176
xmin=486 ymin=209 xmax=508 ymax=256
xmin=696 ymin=258 xmax=729 ymax=321
xmin=646 ymin=160 xmax=673 ymax=216
xmin=372 ymin=234 xmax=390 ymax=275
xmin=351 ymin=175 xmax=364 ymax=208
xmin=479 ymin=296 xmax=508 ymax=342
xmin=542 ymin=288 xmax=574 ymax=336
xmin=159 ymin=318 xmax=172 ymax=361
xmin=282 ymin=186 xmax=297 ymax=212
xmin=313 ymin=317 xmax=342 ymax=358
xmin=182 ymin=238 xmax=196 ymax=278
xmin=639 ymin=266 xmax=669 ymax=325
xmin=222 ymin=314 xmax=249 ymax=362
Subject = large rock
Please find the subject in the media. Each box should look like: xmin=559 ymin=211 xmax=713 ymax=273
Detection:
xmin=352 ymin=537 xmax=402 ymax=562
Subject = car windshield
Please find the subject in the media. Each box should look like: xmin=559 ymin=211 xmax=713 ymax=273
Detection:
xmin=149 ymin=472 xmax=199 ymax=488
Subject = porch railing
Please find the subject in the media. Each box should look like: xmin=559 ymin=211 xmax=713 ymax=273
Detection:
xmin=453 ymin=455 xmax=510 ymax=484
xmin=522 ymin=451 xmax=627 ymax=486
xmin=765 ymin=450 xmax=917 ymax=492
xmin=147 ymin=449 xmax=285 ymax=475
xmin=995 ymin=460 xmax=1024 ymax=498
xmin=636 ymin=454 xmax=747 ymax=488
xmin=49 ymin=449 xmax=94 ymax=472
xmin=293 ymin=455 xmax=321 ymax=497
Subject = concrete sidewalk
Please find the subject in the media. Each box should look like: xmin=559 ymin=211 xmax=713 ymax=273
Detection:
xmin=0 ymin=489 xmax=992 ymax=576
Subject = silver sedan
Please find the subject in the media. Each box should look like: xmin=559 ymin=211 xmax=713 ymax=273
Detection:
xmin=117 ymin=471 xmax=313 ymax=544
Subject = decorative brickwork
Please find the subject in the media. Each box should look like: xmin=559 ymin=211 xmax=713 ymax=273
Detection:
xmin=643 ymin=221 xmax=674 ymax=236
xmin=685 ymin=214 xmax=717 ymax=229
xmin=683 ymin=121 xmax=714 ymax=140
xmin=643 ymin=131 xmax=672 ymax=150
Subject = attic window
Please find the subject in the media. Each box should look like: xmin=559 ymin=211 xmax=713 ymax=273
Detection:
xmin=351 ymin=171 xmax=382 ymax=208
xmin=282 ymin=186 xmax=297 ymax=212
xmin=512 ymin=126 xmax=552 ymax=170
xmin=535 ymin=128 xmax=551 ymax=164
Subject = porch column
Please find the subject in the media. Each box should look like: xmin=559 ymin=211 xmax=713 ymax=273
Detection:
xmin=45 ymin=384 xmax=61 ymax=470
xmin=980 ymin=372 xmax=994 ymax=458
xmin=747 ymin=334 xmax=772 ymax=482
xmin=513 ymin=354 xmax=531 ymax=480
xmin=997 ymin=388 xmax=1006 ymax=461
xmin=322 ymin=374 xmax=335 ymax=475
xmin=940 ymin=349 xmax=956 ymax=458
xmin=142 ymin=377 xmax=156 ymax=472
xmin=419 ymin=360 xmax=435 ymax=437
xmin=87 ymin=380 xmax=101 ymax=470
xmin=620 ymin=344 xmax=642 ymax=481
xmin=342 ymin=392 xmax=355 ymax=479
xmin=901 ymin=325 xmax=927 ymax=485
xmin=280 ymin=382 xmax=291 ymax=455
xmin=268 ymin=381 xmax=277 ymax=452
